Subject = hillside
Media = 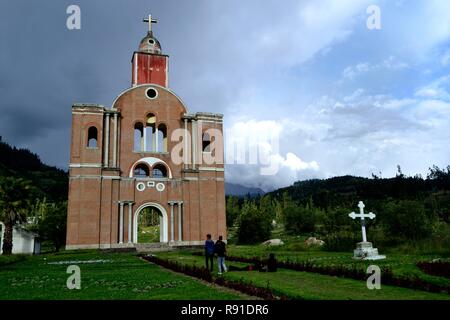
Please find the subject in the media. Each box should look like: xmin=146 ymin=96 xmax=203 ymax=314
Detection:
xmin=268 ymin=170 xmax=450 ymax=214
xmin=225 ymin=182 xmax=265 ymax=196
xmin=0 ymin=137 xmax=68 ymax=201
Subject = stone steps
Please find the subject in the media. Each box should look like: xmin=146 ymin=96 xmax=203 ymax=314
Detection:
xmin=134 ymin=243 xmax=175 ymax=253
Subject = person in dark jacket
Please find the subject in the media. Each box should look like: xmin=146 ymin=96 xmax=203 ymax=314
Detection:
xmin=267 ymin=253 xmax=277 ymax=272
xmin=214 ymin=236 xmax=227 ymax=275
xmin=204 ymin=234 xmax=214 ymax=271
xmin=252 ymin=256 xmax=263 ymax=272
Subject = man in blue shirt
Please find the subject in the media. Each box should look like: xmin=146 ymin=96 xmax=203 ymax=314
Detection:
xmin=204 ymin=234 xmax=214 ymax=272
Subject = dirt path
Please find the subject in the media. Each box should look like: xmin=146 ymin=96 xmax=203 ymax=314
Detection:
xmin=140 ymin=257 xmax=261 ymax=300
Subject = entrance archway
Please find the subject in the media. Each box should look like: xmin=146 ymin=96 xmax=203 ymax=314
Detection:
xmin=133 ymin=202 xmax=168 ymax=243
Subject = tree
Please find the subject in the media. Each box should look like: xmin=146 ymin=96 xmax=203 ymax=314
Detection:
xmin=427 ymin=165 xmax=450 ymax=189
xmin=273 ymin=198 xmax=283 ymax=223
xmin=321 ymin=206 xmax=352 ymax=234
xmin=381 ymin=200 xmax=436 ymax=241
xmin=31 ymin=199 xmax=67 ymax=252
xmin=396 ymin=165 xmax=404 ymax=178
xmin=0 ymin=177 xmax=33 ymax=254
xmin=236 ymin=201 xmax=272 ymax=244
xmin=259 ymin=194 xmax=276 ymax=221
xmin=281 ymin=191 xmax=293 ymax=209
xmin=226 ymin=196 xmax=240 ymax=228
xmin=283 ymin=203 xmax=316 ymax=234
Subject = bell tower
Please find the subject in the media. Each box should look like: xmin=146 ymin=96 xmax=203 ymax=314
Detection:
xmin=131 ymin=15 xmax=169 ymax=87
xmin=66 ymin=14 xmax=226 ymax=251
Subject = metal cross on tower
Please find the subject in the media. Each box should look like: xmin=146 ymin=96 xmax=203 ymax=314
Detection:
xmin=143 ymin=14 xmax=158 ymax=32
xmin=348 ymin=201 xmax=376 ymax=243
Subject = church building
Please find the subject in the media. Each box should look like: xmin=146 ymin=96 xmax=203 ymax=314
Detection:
xmin=66 ymin=16 xmax=226 ymax=250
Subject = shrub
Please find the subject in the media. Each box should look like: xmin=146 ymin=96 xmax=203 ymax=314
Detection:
xmin=320 ymin=206 xmax=352 ymax=234
xmin=30 ymin=199 xmax=67 ymax=252
xmin=226 ymin=196 xmax=241 ymax=228
xmin=322 ymin=230 xmax=359 ymax=251
xmin=236 ymin=201 xmax=272 ymax=244
xmin=417 ymin=260 xmax=450 ymax=278
xmin=283 ymin=204 xmax=316 ymax=234
xmin=381 ymin=200 xmax=436 ymax=241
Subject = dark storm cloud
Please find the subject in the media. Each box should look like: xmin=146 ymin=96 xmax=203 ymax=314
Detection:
xmin=0 ymin=0 xmax=263 ymax=168
xmin=0 ymin=0 xmax=202 ymax=167
xmin=2 ymin=0 xmax=450 ymax=189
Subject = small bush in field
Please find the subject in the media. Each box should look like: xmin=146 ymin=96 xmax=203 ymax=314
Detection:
xmin=381 ymin=200 xmax=436 ymax=241
xmin=322 ymin=231 xmax=359 ymax=252
xmin=236 ymin=201 xmax=272 ymax=244
xmin=283 ymin=204 xmax=316 ymax=234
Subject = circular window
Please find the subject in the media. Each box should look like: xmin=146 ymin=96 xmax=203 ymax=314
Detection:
xmin=148 ymin=39 xmax=155 ymax=45
xmin=156 ymin=182 xmax=165 ymax=192
xmin=136 ymin=182 xmax=146 ymax=192
xmin=146 ymin=88 xmax=158 ymax=99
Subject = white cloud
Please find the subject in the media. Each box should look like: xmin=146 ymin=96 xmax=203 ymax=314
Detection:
xmin=301 ymin=88 xmax=450 ymax=178
xmin=415 ymin=75 xmax=450 ymax=101
xmin=224 ymin=119 xmax=320 ymax=191
xmin=183 ymin=1 xmax=450 ymax=188
xmin=283 ymin=152 xmax=319 ymax=171
xmin=342 ymin=56 xmax=408 ymax=80
xmin=415 ymin=88 xmax=440 ymax=98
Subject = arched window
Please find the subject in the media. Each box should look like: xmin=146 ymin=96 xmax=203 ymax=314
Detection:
xmin=152 ymin=164 xmax=167 ymax=178
xmin=202 ymin=132 xmax=211 ymax=152
xmin=87 ymin=127 xmax=98 ymax=148
xmin=145 ymin=113 xmax=156 ymax=152
xmin=133 ymin=163 xmax=150 ymax=177
xmin=134 ymin=122 xmax=144 ymax=151
xmin=157 ymin=124 xmax=167 ymax=152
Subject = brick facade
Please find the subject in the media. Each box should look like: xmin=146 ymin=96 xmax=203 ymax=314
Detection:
xmin=66 ymin=24 xmax=226 ymax=250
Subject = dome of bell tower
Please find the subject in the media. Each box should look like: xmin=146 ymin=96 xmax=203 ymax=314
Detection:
xmin=138 ymin=31 xmax=162 ymax=54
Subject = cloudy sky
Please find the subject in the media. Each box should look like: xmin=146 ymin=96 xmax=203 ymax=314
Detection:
xmin=1 ymin=0 xmax=450 ymax=191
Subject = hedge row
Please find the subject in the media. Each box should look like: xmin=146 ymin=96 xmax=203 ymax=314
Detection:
xmin=417 ymin=260 xmax=450 ymax=279
xmin=223 ymin=255 xmax=450 ymax=295
xmin=140 ymin=254 xmax=281 ymax=300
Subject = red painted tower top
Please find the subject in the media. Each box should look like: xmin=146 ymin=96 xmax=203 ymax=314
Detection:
xmin=131 ymin=15 xmax=168 ymax=87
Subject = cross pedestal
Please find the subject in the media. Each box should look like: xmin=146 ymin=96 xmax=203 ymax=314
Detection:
xmin=353 ymin=241 xmax=385 ymax=260
xmin=349 ymin=201 xmax=386 ymax=260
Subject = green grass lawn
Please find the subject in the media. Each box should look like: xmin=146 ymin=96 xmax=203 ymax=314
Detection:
xmin=2 ymin=246 xmax=448 ymax=300
xmin=155 ymin=250 xmax=450 ymax=300
xmin=138 ymin=225 xmax=160 ymax=243
xmin=0 ymin=250 xmax=243 ymax=300
xmin=225 ymin=245 xmax=450 ymax=290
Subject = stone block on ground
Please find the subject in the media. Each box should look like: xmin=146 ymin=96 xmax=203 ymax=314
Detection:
xmin=261 ymin=239 xmax=284 ymax=246
xmin=304 ymin=237 xmax=325 ymax=247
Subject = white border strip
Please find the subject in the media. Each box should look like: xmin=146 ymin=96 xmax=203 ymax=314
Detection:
xmin=69 ymin=163 xmax=102 ymax=168
xmin=198 ymin=167 xmax=225 ymax=172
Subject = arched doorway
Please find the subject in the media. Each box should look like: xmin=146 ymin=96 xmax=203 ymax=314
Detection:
xmin=133 ymin=202 xmax=168 ymax=243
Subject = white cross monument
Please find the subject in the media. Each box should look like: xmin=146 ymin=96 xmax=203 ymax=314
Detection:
xmin=349 ymin=201 xmax=385 ymax=260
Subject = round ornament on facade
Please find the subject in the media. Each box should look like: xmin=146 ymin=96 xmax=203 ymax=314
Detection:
xmin=156 ymin=182 xmax=165 ymax=192
xmin=136 ymin=182 xmax=146 ymax=192
xmin=145 ymin=87 xmax=158 ymax=99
